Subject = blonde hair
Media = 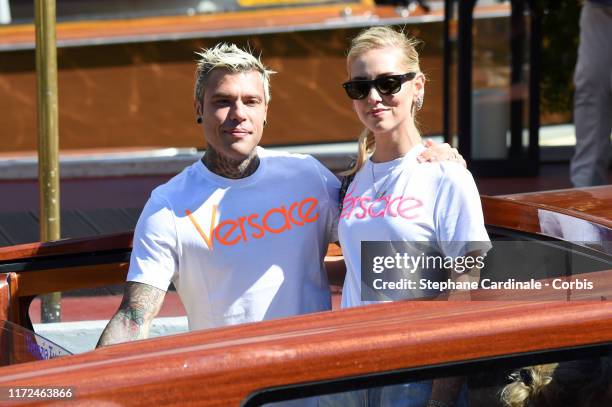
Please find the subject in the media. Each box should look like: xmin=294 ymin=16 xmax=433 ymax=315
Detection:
xmin=501 ymin=358 xmax=612 ymax=407
xmin=342 ymin=26 xmax=423 ymax=176
xmin=194 ymin=43 xmax=275 ymax=105
xmin=501 ymin=364 xmax=556 ymax=407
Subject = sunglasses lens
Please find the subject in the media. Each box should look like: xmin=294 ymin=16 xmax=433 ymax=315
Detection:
xmin=376 ymin=77 xmax=402 ymax=95
xmin=344 ymin=82 xmax=369 ymax=100
xmin=343 ymin=73 xmax=412 ymax=99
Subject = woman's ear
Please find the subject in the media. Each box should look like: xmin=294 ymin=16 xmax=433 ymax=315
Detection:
xmin=413 ymin=72 xmax=426 ymax=99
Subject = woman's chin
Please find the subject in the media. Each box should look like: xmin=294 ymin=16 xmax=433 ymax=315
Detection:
xmin=368 ymin=121 xmax=394 ymax=134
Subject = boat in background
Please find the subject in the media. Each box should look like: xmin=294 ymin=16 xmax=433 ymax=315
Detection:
xmin=0 ymin=0 xmax=511 ymax=153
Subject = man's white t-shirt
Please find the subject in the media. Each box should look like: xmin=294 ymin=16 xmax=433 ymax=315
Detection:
xmin=128 ymin=147 xmax=340 ymax=330
xmin=339 ymin=144 xmax=491 ymax=308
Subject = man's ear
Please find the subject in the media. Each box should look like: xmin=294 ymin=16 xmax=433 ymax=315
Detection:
xmin=193 ymin=99 xmax=203 ymax=116
xmin=263 ymin=102 xmax=268 ymax=124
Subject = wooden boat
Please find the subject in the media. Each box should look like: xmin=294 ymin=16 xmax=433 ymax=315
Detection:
xmin=0 ymin=186 xmax=610 ymax=405
xmin=0 ymin=1 xmax=512 ymax=153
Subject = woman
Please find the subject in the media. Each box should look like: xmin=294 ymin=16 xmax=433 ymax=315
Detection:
xmin=335 ymin=26 xmax=491 ymax=406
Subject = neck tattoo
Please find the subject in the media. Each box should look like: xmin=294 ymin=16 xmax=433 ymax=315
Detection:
xmin=202 ymin=147 xmax=260 ymax=179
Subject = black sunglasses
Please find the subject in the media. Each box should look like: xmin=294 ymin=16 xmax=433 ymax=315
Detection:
xmin=342 ymin=72 xmax=417 ymax=100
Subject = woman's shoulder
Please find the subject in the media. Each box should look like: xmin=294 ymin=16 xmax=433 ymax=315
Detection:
xmin=417 ymin=160 xmax=475 ymax=183
xmin=436 ymin=162 xmax=481 ymax=203
xmin=408 ymin=158 xmax=464 ymax=176
xmin=438 ymin=161 xmax=476 ymax=182
xmin=410 ymin=161 xmax=478 ymax=197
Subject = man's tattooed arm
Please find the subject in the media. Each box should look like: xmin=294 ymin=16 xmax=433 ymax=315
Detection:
xmin=96 ymin=282 xmax=166 ymax=348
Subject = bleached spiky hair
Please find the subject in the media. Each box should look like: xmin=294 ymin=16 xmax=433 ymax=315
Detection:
xmin=194 ymin=43 xmax=275 ymax=104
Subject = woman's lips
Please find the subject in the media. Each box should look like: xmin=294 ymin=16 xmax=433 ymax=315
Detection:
xmin=369 ymin=108 xmax=388 ymax=117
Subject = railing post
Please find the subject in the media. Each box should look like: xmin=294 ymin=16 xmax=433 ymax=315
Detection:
xmin=35 ymin=0 xmax=61 ymax=323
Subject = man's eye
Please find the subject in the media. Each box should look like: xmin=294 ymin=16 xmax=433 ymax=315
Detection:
xmin=214 ymin=99 xmax=230 ymax=106
xmin=246 ymin=99 xmax=260 ymax=106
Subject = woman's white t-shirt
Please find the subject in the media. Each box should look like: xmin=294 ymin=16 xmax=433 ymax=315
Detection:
xmin=339 ymin=144 xmax=491 ymax=308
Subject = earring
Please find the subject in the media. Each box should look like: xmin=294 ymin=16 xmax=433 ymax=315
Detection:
xmin=415 ymin=95 xmax=424 ymax=111
xmin=263 ymin=120 xmax=267 ymax=127
xmin=196 ymin=116 xmax=203 ymax=124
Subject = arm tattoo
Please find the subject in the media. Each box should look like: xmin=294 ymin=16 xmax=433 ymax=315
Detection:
xmin=96 ymin=282 xmax=165 ymax=348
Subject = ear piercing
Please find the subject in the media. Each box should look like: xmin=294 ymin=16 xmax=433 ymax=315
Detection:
xmin=196 ymin=116 xmax=203 ymax=124
xmin=263 ymin=120 xmax=267 ymax=127
xmin=415 ymin=95 xmax=424 ymax=111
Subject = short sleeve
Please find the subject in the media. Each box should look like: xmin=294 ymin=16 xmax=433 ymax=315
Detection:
xmin=308 ymin=156 xmax=341 ymax=243
xmin=434 ymin=163 xmax=492 ymax=258
xmin=127 ymin=193 xmax=178 ymax=291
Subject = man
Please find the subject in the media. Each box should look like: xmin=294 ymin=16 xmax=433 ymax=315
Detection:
xmin=570 ymin=0 xmax=612 ymax=187
xmin=97 ymin=43 xmax=459 ymax=347
xmin=97 ymin=43 xmax=339 ymax=345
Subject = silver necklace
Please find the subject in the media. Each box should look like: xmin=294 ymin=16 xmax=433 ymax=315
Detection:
xmin=371 ymin=162 xmax=395 ymax=199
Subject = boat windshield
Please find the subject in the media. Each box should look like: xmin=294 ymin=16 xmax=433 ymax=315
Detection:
xmin=0 ymin=320 xmax=72 ymax=366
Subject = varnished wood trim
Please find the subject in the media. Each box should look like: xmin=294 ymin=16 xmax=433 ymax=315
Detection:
xmin=0 ymin=300 xmax=610 ymax=406
xmin=7 ymin=273 xmax=18 ymax=326
xmin=482 ymin=196 xmax=542 ymax=234
xmin=0 ymin=233 xmax=345 ymax=263
xmin=0 ymin=274 xmax=9 ymax=322
xmin=482 ymin=195 xmax=612 ymax=238
xmin=14 ymin=263 xmax=128 ymax=297
xmin=483 ymin=194 xmax=612 ymax=231
xmin=0 ymin=232 xmax=133 ymax=262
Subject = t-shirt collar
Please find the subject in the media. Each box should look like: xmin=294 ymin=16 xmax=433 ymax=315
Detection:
xmin=198 ymin=146 xmax=266 ymax=187
xmin=368 ymin=143 xmax=426 ymax=173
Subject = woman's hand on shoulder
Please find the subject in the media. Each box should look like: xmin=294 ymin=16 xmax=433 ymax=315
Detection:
xmin=418 ymin=139 xmax=466 ymax=168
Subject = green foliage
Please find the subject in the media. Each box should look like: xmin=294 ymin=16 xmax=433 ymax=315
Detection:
xmin=536 ymin=0 xmax=581 ymax=115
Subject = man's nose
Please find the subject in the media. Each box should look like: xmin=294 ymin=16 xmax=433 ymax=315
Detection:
xmin=230 ymin=102 xmax=247 ymax=121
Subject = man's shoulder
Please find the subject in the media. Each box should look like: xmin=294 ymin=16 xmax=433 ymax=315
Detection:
xmin=259 ymin=147 xmax=311 ymax=161
xmin=150 ymin=160 xmax=204 ymax=201
xmin=259 ymin=147 xmax=323 ymax=173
